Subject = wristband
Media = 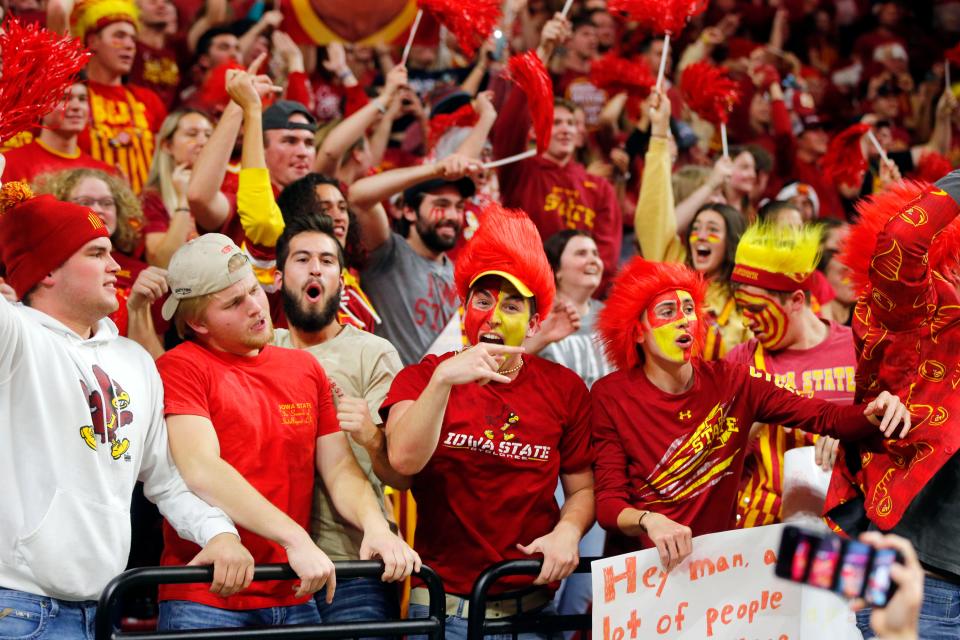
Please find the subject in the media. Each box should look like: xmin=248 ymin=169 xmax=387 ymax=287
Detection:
xmin=638 ymin=510 xmax=651 ymax=532
xmin=174 ymin=207 xmax=190 ymax=213
xmin=338 ymin=69 xmax=354 ymax=81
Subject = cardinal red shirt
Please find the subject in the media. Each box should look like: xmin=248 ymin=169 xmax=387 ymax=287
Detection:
xmin=80 ymin=81 xmax=167 ymax=194
xmin=725 ymin=321 xmax=857 ymax=527
xmin=491 ymin=87 xmax=623 ymax=292
xmin=381 ymin=352 xmax=594 ymax=595
xmin=130 ymin=39 xmax=184 ymax=110
xmin=592 ymin=358 xmax=878 ymax=555
xmin=156 ymin=342 xmax=339 ymax=609
xmin=2 ymin=139 xmax=116 ymax=184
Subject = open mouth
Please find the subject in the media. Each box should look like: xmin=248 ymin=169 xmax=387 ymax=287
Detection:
xmin=693 ymin=245 xmax=712 ymax=259
xmin=305 ymin=283 xmax=322 ymax=303
xmin=479 ymin=333 xmax=504 ymax=345
xmin=676 ymin=334 xmax=693 ymax=348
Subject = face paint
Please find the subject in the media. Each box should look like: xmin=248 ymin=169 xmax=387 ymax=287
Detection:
xmin=688 ymin=232 xmax=721 ymax=245
xmin=465 ymin=282 xmax=532 ymax=347
xmin=643 ymin=290 xmax=699 ymax=363
xmin=734 ymin=289 xmax=790 ymax=349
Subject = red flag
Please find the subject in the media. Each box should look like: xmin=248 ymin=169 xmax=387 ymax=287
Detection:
xmin=507 ymin=51 xmax=554 ymax=154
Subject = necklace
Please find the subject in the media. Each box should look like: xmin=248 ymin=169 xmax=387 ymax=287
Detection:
xmin=498 ymin=357 xmax=524 ymax=376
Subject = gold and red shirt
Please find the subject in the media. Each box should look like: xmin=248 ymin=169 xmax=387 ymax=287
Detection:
xmin=79 ymin=81 xmax=167 ymax=194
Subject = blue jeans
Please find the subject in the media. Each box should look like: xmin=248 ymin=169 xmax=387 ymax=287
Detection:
xmin=314 ymin=577 xmax=398 ymax=635
xmin=407 ymin=601 xmax=559 ymax=640
xmin=855 ymin=574 xmax=960 ymax=639
xmin=0 ymin=588 xmax=97 ymax=640
xmin=157 ymin=599 xmax=320 ymax=630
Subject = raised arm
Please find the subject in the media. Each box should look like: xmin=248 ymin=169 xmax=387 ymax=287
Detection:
xmin=186 ymin=100 xmax=239 ymax=231
xmin=454 ymin=91 xmax=497 ymax=160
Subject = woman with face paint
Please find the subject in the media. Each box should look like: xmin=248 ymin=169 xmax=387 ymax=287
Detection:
xmin=591 ymin=257 xmax=912 ymax=573
xmin=634 ymin=89 xmax=751 ymax=360
xmin=382 ymin=205 xmax=596 ymax=638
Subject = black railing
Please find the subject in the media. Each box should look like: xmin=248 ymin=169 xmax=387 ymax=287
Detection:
xmin=95 ymin=561 xmax=445 ymax=640
xmin=466 ymin=557 xmax=598 ymax=640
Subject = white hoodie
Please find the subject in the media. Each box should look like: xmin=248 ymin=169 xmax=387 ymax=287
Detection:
xmin=0 ymin=298 xmax=237 ymax=601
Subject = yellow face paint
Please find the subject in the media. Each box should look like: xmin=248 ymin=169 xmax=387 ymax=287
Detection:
xmin=645 ymin=290 xmax=699 ymax=363
xmin=466 ymin=282 xmax=532 ymax=347
xmin=734 ymin=289 xmax=790 ymax=349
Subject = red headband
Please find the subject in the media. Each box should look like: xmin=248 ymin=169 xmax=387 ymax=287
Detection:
xmin=731 ymin=264 xmax=813 ymax=292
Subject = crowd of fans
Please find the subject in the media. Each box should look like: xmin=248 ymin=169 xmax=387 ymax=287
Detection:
xmin=0 ymin=0 xmax=957 ymax=638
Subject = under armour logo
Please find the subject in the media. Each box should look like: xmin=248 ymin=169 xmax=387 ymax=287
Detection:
xmin=678 ymin=410 xmax=692 ymax=421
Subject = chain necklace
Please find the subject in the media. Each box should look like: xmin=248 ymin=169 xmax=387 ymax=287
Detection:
xmin=498 ymin=357 xmax=524 ymax=376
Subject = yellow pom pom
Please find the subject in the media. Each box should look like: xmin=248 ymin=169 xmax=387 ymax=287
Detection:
xmin=0 ymin=181 xmax=34 ymax=214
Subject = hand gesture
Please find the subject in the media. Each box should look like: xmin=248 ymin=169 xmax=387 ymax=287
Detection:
xmin=435 ymin=343 xmax=525 ymax=386
xmin=384 ymin=64 xmax=408 ymax=97
xmin=517 ymin=522 xmax=581 ymax=585
xmin=436 ymin=153 xmax=483 ymax=180
xmin=259 ymin=9 xmax=283 ymax=29
xmin=323 ymin=41 xmax=348 ymax=74
xmin=851 ymin=533 xmax=923 ymax=638
xmin=864 ymin=390 xmax=912 ymax=439
xmin=171 ymin=164 xmax=192 ymax=199
xmin=285 ymin=535 xmax=337 ymax=601
xmin=814 ymin=436 xmax=839 ymax=471
xmin=188 ymin=532 xmax=255 ymax=597
xmin=643 ymin=512 xmax=692 ymax=572
xmin=474 ymin=90 xmax=497 ymax=121
xmin=359 ymin=524 xmax=422 ymax=582
xmin=707 ymin=154 xmax=734 ymax=189
xmin=246 ymin=53 xmax=283 ymax=99
xmin=226 ymin=69 xmax=263 ymax=112
xmin=539 ymin=12 xmax=571 ymax=51
xmin=537 ymin=299 xmax=581 ymax=346
xmin=879 ymin=157 xmax=902 ymax=187
xmin=127 ymin=266 xmax=169 ymax=314
xmin=271 ymin=31 xmax=303 ymax=69
xmin=337 ymin=396 xmax=379 ymax=449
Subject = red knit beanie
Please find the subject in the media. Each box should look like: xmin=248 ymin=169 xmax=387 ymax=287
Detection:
xmin=0 ymin=181 xmax=110 ymax=299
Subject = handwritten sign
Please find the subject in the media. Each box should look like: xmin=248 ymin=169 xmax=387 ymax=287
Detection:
xmin=592 ymin=524 xmax=861 ymax=640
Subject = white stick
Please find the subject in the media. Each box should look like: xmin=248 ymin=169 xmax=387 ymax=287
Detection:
xmin=560 ymin=0 xmax=575 ymax=17
xmin=866 ymin=128 xmax=887 ymax=162
xmin=720 ymin=122 xmax=729 ymax=159
xmin=656 ymin=33 xmax=671 ymax=91
xmin=947 ymin=57 xmax=952 ymax=92
xmin=482 ymin=149 xmax=537 ymax=169
xmin=400 ymin=9 xmax=423 ymax=67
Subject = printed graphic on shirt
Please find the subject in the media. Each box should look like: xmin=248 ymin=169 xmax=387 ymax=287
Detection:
xmin=414 ymin=274 xmax=458 ymax=332
xmin=641 ymin=401 xmax=740 ymax=504
xmin=543 ymin=186 xmax=598 ymax=230
xmin=79 ymin=365 xmax=134 ymax=460
xmin=442 ymin=407 xmax=551 ymax=462
xmin=87 ymin=90 xmax=156 ymax=193
xmin=278 ymin=402 xmax=315 ymax=427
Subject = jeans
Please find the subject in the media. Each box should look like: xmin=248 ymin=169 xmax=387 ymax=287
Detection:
xmin=855 ymin=574 xmax=960 ymax=640
xmin=407 ymin=601 xmax=559 ymax=640
xmin=157 ymin=599 xmax=320 ymax=630
xmin=0 ymin=588 xmax=97 ymax=640
xmin=314 ymin=577 xmax=399 ymax=637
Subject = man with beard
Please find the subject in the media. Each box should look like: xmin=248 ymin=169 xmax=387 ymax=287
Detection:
xmin=271 ymin=214 xmax=409 ymax=627
xmin=155 ymin=233 xmax=419 ymax=629
xmin=349 ymin=155 xmax=480 ymax=365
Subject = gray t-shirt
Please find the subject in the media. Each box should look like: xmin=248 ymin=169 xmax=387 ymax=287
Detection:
xmin=273 ymin=325 xmax=402 ymax=561
xmin=540 ymin=299 xmax=614 ymax=389
xmin=361 ymin=233 xmax=458 ymax=366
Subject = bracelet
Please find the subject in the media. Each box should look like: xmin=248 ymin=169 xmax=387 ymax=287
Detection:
xmin=338 ymin=69 xmax=354 ymax=81
xmin=638 ymin=510 xmax=651 ymax=532
xmin=174 ymin=207 xmax=190 ymax=213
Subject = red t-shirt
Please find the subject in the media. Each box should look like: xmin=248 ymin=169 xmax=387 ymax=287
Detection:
xmin=381 ymin=352 xmax=594 ymax=595
xmin=156 ymin=342 xmax=339 ymax=609
xmin=592 ymin=358 xmax=877 ymax=555
xmin=2 ymin=140 xmax=116 ymax=185
xmin=129 ymin=39 xmax=184 ymax=110
xmin=79 ymin=81 xmax=168 ymax=194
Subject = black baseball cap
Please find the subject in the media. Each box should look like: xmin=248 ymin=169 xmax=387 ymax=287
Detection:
xmin=403 ymin=177 xmax=476 ymax=206
xmin=262 ymin=100 xmax=317 ymax=132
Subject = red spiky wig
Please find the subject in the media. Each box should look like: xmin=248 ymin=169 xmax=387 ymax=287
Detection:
xmin=840 ymin=179 xmax=960 ymax=292
xmin=597 ymin=257 xmax=707 ymax=371
xmin=454 ymin=203 xmax=555 ymax=320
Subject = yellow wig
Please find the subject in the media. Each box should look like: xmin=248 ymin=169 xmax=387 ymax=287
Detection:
xmin=731 ymin=222 xmax=823 ymax=292
xmin=70 ymin=0 xmax=139 ymax=42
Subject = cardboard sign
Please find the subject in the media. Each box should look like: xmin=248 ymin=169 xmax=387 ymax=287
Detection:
xmin=592 ymin=524 xmax=861 ymax=640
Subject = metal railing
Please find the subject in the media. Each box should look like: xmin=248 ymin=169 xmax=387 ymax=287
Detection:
xmin=466 ymin=557 xmax=598 ymax=640
xmin=95 ymin=561 xmax=445 ymax=640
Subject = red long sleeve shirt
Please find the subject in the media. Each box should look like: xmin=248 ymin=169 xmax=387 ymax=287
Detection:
xmin=490 ymin=85 xmax=623 ymax=291
xmin=592 ymin=359 xmax=878 ymax=553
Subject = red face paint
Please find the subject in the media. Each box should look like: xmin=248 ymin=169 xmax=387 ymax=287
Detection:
xmin=643 ymin=290 xmax=699 ymax=363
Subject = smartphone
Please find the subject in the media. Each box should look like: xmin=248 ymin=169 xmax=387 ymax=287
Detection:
xmin=775 ymin=526 xmax=901 ymax=607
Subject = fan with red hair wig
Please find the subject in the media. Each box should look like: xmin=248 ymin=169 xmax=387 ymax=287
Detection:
xmin=454 ymin=203 xmax=555 ymax=320
xmin=597 ymin=257 xmax=707 ymax=371
xmin=839 ymin=179 xmax=960 ymax=293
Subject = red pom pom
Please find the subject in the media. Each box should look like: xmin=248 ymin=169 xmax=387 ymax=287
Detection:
xmin=419 ymin=0 xmax=502 ymax=59
xmin=507 ymin=51 xmax=554 ymax=154
xmin=912 ymin=151 xmax=954 ymax=184
xmin=428 ymin=103 xmax=478 ymax=149
xmin=820 ymin=123 xmax=870 ymax=188
xmin=607 ymin=0 xmax=708 ymax=35
xmin=947 ymin=43 xmax=960 ymax=68
xmin=0 ymin=17 xmax=90 ymax=144
xmin=589 ymin=53 xmax=655 ymax=98
xmin=679 ymin=61 xmax=740 ymax=125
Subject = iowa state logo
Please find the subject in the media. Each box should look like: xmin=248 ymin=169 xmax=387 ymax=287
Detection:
xmin=79 ymin=365 xmax=133 ymax=460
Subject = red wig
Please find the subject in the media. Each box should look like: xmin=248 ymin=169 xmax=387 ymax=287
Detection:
xmin=454 ymin=203 xmax=555 ymax=319
xmin=839 ymin=179 xmax=960 ymax=292
xmin=597 ymin=257 xmax=707 ymax=371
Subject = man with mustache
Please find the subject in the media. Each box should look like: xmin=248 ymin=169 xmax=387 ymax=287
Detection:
xmin=726 ymin=223 xmax=858 ymax=528
xmin=349 ymin=155 xmax=481 ymax=365
xmin=271 ymin=213 xmax=410 ymax=628
xmin=155 ymin=233 xmax=418 ymax=629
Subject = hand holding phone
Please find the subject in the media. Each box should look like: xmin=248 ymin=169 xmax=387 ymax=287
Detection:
xmin=852 ymin=532 xmax=924 ymax=640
